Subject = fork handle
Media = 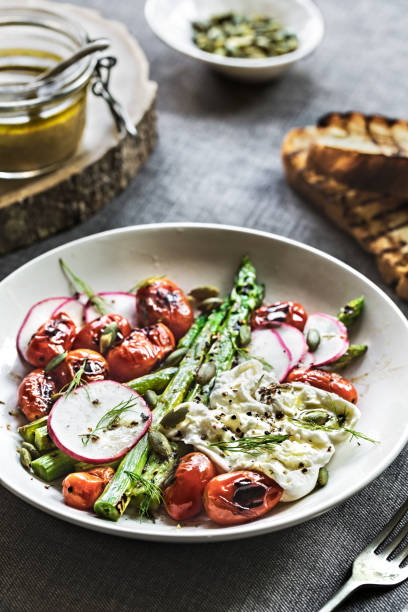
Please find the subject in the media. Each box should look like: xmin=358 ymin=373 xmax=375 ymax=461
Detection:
xmin=317 ymin=578 xmax=362 ymax=612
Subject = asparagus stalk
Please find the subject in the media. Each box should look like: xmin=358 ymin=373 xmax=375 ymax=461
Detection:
xmin=31 ymin=449 xmax=76 ymax=481
xmin=337 ymin=296 xmax=364 ymax=329
xmin=34 ymin=425 xmax=55 ymax=452
xmin=126 ymin=367 xmax=178 ymax=394
xmin=177 ymin=314 xmax=207 ymax=349
xmin=18 ymin=416 xmax=48 ymax=444
xmin=327 ymin=344 xmax=368 ymax=371
xmin=131 ymin=450 xmax=178 ymax=515
xmin=94 ymin=306 xmax=228 ymax=521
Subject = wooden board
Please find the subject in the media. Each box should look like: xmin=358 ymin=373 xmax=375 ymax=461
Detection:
xmin=0 ymin=0 xmax=158 ymax=255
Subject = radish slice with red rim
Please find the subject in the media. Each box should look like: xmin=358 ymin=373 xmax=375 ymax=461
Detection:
xmin=52 ymin=296 xmax=86 ymax=328
xmin=274 ymin=323 xmax=307 ymax=369
xmin=16 ymin=296 xmax=69 ymax=363
xmin=247 ymin=328 xmax=292 ymax=382
xmin=85 ymin=292 xmax=137 ymax=327
xmin=304 ymin=313 xmax=349 ymax=366
xmin=48 ymin=380 xmax=151 ymax=464
xmin=297 ymin=351 xmax=315 ymax=369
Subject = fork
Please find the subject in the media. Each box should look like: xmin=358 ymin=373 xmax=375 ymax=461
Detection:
xmin=318 ymin=498 xmax=408 ymax=611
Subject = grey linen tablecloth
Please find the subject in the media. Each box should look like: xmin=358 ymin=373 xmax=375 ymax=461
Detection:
xmin=1 ymin=1 xmax=407 ymax=610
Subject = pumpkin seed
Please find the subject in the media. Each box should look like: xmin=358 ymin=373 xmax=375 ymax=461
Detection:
xmin=317 ymin=467 xmax=328 ymax=487
xmin=19 ymin=447 xmax=31 ymax=469
xmin=99 ymin=322 xmax=119 ymax=354
xmin=306 ymin=328 xmax=321 ymax=352
xmin=162 ymin=348 xmax=188 ymax=368
xmin=161 ymin=405 xmax=189 ymax=428
xmin=199 ymin=297 xmax=224 ymax=313
xmin=239 ymin=325 xmax=251 ymax=347
xmin=148 ymin=430 xmax=172 ymax=459
xmin=45 ymin=351 xmax=68 ymax=373
xmin=144 ymin=390 xmax=158 ymax=409
xmin=22 ymin=442 xmax=40 ymax=459
xmin=189 ymin=285 xmax=220 ymax=302
xmin=196 ymin=361 xmax=216 ymax=385
xmin=302 ymin=410 xmax=328 ymax=426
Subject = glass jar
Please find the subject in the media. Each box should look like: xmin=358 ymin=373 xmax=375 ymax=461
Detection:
xmin=0 ymin=7 xmax=95 ymax=178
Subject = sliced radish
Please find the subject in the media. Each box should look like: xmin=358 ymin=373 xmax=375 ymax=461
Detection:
xmin=48 ymin=380 xmax=151 ymax=464
xmin=52 ymin=296 xmax=86 ymax=328
xmin=274 ymin=323 xmax=307 ymax=369
xmin=16 ymin=296 xmax=69 ymax=362
xmin=297 ymin=351 xmax=315 ymax=369
xmin=248 ymin=328 xmax=292 ymax=382
xmin=85 ymin=292 xmax=137 ymax=327
xmin=304 ymin=313 xmax=349 ymax=367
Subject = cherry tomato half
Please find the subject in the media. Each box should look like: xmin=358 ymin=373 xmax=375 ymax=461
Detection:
xmin=18 ymin=368 xmax=56 ymax=421
xmin=286 ymin=368 xmax=358 ymax=404
xmin=62 ymin=466 xmax=114 ymax=511
xmin=72 ymin=313 xmax=131 ymax=353
xmin=52 ymin=348 xmax=109 ymax=389
xmin=251 ymin=301 xmax=308 ymax=331
xmin=26 ymin=312 xmax=76 ymax=367
xmin=163 ymin=452 xmax=216 ymax=521
xmin=137 ymin=279 xmax=194 ymax=341
xmin=107 ymin=324 xmax=175 ymax=382
xmin=203 ymin=470 xmax=283 ymax=526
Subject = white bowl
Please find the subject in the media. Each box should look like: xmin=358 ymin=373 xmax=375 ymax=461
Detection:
xmin=1 ymin=223 xmax=407 ymax=542
xmin=145 ymin=0 xmax=324 ymax=81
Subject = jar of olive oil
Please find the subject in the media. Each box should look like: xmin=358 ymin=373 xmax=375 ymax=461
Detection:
xmin=0 ymin=7 xmax=95 ymax=178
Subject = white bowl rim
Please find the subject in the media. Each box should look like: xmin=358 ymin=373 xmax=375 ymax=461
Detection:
xmin=1 ymin=222 xmax=407 ymax=543
xmin=144 ymin=0 xmax=324 ymax=69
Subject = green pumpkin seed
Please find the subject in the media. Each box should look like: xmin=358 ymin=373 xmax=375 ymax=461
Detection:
xmin=162 ymin=348 xmax=188 ymax=368
xmin=161 ymin=405 xmax=189 ymax=428
xmin=302 ymin=410 xmax=328 ymax=426
xmin=148 ymin=430 xmax=172 ymax=459
xmin=19 ymin=447 xmax=31 ymax=469
xmin=144 ymin=390 xmax=158 ymax=409
xmin=199 ymin=297 xmax=224 ymax=313
xmin=239 ymin=324 xmax=251 ymax=347
xmin=317 ymin=467 xmax=328 ymax=487
xmin=99 ymin=322 xmax=119 ymax=354
xmin=45 ymin=351 xmax=68 ymax=373
xmin=196 ymin=361 xmax=216 ymax=385
xmin=306 ymin=328 xmax=321 ymax=352
xmin=22 ymin=442 xmax=40 ymax=459
xmin=189 ymin=285 xmax=220 ymax=302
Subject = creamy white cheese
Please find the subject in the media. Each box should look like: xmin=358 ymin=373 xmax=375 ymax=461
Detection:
xmin=163 ymin=360 xmax=360 ymax=501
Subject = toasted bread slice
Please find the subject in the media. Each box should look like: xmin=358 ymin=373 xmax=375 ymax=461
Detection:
xmin=282 ymin=126 xmax=408 ymax=300
xmin=306 ymin=112 xmax=408 ymax=197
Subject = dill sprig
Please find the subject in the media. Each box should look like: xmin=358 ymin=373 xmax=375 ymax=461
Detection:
xmin=64 ymin=359 xmax=88 ymax=399
xmin=125 ymin=471 xmax=163 ymax=519
xmin=59 ymin=258 xmax=107 ymax=316
xmin=210 ymin=433 xmax=289 ymax=456
xmin=81 ymin=396 xmax=140 ymax=446
xmin=289 ymin=417 xmax=378 ymax=444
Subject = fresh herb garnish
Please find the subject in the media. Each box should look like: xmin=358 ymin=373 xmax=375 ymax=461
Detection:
xmin=210 ymin=433 xmax=289 ymax=456
xmin=65 ymin=359 xmax=88 ymax=399
xmin=81 ymin=396 xmax=140 ymax=446
xmin=125 ymin=471 xmax=163 ymax=519
xmin=59 ymin=258 xmax=107 ymax=315
xmin=289 ymin=417 xmax=378 ymax=444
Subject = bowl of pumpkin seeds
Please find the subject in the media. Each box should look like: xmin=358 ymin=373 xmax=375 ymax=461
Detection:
xmin=145 ymin=0 xmax=324 ymax=82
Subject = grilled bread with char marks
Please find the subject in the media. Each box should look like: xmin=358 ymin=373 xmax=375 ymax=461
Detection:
xmin=282 ymin=122 xmax=408 ymax=301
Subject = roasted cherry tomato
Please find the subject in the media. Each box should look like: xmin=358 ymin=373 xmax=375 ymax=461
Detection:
xmin=203 ymin=470 xmax=283 ymax=526
xmin=163 ymin=452 xmax=216 ymax=521
xmin=286 ymin=368 xmax=358 ymax=404
xmin=137 ymin=279 xmax=194 ymax=341
xmin=26 ymin=312 xmax=76 ymax=367
xmin=62 ymin=466 xmax=115 ymax=511
xmin=107 ymin=324 xmax=175 ymax=382
xmin=72 ymin=313 xmax=131 ymax=353
xmin=251 ymin=301 xmax=308 ymax=331
xmin=52 ymin=348 xmax=109 ymax=389
xmin=18 ymin=368 xmax=56 ymax=421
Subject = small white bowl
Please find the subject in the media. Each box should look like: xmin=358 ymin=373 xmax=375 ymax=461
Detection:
xmin=145 ymin=0 xmax=324 ymax=82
